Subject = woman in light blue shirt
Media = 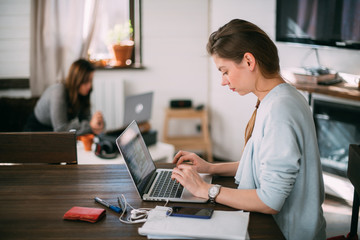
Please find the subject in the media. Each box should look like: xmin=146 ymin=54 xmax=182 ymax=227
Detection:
xmin=171 ymin=19 xmax=326 ymax=240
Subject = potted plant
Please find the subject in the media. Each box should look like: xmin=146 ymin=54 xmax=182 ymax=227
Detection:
xmin=107 ymin=21 xmax=134 ymax=67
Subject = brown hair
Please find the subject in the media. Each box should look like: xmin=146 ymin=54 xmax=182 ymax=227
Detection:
xmin=206 ymin=19 xmax=280 ymax=79
xmin=64 ymin=59 xmax=95 ymax=116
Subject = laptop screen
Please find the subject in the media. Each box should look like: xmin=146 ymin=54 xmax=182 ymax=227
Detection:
xmin=116 ymin=121 xmax=156 ymax=195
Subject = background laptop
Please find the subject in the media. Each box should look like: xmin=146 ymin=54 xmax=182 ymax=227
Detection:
xmin=116 ymin=120 xmax=212 ymax=203
xmin=123 ymin=92 xmax=153 ymax=127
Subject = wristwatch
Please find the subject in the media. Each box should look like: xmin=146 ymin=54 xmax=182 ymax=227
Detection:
xmin=208 ymin=184 xmax=221 ymax=204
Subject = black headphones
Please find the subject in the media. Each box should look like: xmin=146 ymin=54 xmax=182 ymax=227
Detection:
xmin=94 ymin=139 xmax=118 ymax=159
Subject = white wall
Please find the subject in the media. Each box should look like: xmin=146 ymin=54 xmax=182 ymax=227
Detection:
xmin=2 ymin=0 xmax=360 ymax=162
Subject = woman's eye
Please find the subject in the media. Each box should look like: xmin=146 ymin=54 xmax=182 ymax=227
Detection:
xmin=222 ymin=72 xmax=228 ymax=76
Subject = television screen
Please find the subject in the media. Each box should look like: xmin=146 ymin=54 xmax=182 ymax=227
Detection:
xmin=276 ymin=0 xmax=360 ymax=50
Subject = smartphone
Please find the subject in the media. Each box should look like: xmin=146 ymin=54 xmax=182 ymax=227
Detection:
xmin=167 ymin=206 xmax=214 ymax=219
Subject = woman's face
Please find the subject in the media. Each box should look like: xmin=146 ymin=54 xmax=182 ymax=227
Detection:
xmin=212 ymin=55 xmax=254 ymax=96
xmin=78 ymin=72 xmax=94 ymax=96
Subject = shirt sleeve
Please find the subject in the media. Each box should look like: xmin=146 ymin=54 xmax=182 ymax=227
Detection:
xmin=256 ymin=121 xmax=301 ymax=212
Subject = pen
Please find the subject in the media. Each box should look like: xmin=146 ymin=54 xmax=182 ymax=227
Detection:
xmin=94 ymin=197 xmax=122 ymax=213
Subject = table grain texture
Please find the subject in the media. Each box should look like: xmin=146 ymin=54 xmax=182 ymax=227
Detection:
xmin=0 ymin=164 xmax=285 ymax=240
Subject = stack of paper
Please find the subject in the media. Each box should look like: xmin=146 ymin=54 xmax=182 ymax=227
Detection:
xmin=138 ymin=206 xmax=249 ymax=240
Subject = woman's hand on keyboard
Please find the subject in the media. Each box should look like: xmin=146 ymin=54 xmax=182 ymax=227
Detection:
xmin=172 ymin=150 xmax=212 ymax=174
xmin=171 ymin=163 xmax=210 ymax=199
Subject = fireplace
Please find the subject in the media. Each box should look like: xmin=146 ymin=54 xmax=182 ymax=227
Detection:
xmin=312 ymin=95 xmax=360 ymax=178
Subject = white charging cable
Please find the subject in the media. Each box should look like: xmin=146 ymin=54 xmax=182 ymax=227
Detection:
xmin=118 ymin=194 xmax=151 ymax=224
xmin=118 ymin=194 xmax=170 ymax=224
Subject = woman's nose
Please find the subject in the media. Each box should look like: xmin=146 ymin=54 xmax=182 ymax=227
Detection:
xmin=221 ymin=76 xmax=229 ymax=86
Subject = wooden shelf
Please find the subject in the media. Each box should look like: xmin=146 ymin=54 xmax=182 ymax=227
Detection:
xmin=165 ymin=136 xmax=210 ymax=149
xmin=291 ymin=81 xmax=360 ymax=101
xmin=283 ymin=69 xmax=360 ymax=101
xmin=163 ymin=108 xmax=213 ymax=162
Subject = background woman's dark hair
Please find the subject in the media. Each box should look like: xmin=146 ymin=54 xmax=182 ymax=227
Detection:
xmin=206 ymin=19 xmax=280 ymax=78
xmin=64 ymin=59 xmax=95 ymax=117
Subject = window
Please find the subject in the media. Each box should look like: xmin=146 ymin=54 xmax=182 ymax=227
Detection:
xmin=87 ymin=0 xmax=141 ymax=68
xmin=0 ymin=0 xmax=141 ymax=85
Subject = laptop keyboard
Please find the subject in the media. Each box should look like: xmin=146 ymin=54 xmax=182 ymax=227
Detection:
xmin=149 ymin=171 xmax=184 ymax=198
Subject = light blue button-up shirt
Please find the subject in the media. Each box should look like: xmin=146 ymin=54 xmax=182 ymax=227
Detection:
xmin=235 ymin=83 xmax=326 ymax=240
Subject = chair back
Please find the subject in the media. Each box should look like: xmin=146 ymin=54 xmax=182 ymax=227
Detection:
xmin=348 ymin=144 xmax=360 ymax=194
xmin=347 ymin=144 xmax=360 ymax=239
xmin=0 ymin=132 xmax=77 ymax=164
xmin=326 ymin=145 xmax=360 ymax=240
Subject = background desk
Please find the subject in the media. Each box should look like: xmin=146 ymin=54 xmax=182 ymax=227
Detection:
xmin=77 ymin=141 xmax=175 ymax=164
xmin=0 ymin=164 xmax=285 ymax=240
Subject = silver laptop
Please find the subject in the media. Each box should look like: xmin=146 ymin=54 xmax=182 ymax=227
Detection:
xmin=116 ymin=120 xmax=212 ymax=203
xmin=123 ymin=92 xmax=153 ymax=127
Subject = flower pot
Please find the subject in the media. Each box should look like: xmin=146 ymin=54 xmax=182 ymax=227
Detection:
xmin=112 ymin=41 xmax=134 ymax=67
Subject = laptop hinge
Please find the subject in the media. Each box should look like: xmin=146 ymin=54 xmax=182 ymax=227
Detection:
xmin=144 ymin=171 xmax=158 ymax=194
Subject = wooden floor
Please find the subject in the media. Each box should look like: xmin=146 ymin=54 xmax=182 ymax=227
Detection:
xmin=323 ymin=194 xmax=359 ymax=238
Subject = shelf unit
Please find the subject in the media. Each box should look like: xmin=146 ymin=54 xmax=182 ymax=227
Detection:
xmin=162 ymin=108 xmax=213 ymax=162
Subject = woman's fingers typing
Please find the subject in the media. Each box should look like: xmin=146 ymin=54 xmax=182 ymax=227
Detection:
xmin=172 ymin=150 xmax=196 ymax=165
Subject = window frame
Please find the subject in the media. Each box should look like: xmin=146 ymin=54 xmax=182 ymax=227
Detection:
xmin=93 ymin=0 xmax=142 ymax=70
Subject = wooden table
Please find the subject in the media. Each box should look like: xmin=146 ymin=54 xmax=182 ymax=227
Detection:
xmin=0 ymin=164 xmax=285 ymax=239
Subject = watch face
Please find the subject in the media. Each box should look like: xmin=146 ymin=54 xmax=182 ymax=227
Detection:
xmin=209 ymin=186 xmax=219 ymax=197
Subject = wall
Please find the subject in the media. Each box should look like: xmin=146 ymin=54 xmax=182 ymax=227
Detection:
xmin=1 ymin=0 xmax=360 ymax=162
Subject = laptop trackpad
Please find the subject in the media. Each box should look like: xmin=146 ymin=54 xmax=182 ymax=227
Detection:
xmin=200 ymin=173 xmax=212 ymax=185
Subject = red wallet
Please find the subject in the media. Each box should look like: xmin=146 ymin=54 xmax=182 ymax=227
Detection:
xmin=63 ymin=206 xmax=106 ymax=223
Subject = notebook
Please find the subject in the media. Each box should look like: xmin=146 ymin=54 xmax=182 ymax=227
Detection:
xmin=123 ymin=92 xmax=153 ymax=127
xmin=138 ymin=206 xmax=250 ymax=240
xmin=116 ymin=120 xmax=212 ymax=203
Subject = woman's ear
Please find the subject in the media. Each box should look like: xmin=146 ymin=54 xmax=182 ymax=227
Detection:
xmin=244 ymin=52 xmax=256 ymax=71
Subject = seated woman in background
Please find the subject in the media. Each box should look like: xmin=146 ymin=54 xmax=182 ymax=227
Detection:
xmin=24 ymin=59 xmax=104 ymax=135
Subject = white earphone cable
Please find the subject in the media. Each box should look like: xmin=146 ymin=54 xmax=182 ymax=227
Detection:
xmin=118 ymin=194 xmax=171 ymax=224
